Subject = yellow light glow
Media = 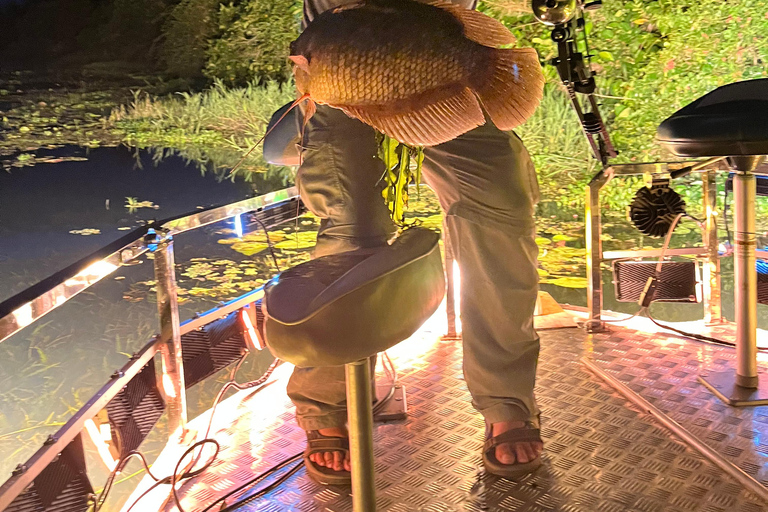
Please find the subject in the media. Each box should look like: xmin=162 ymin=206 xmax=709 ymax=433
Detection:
xmin=84 ymin=419 xmax=118 ymax=471
xmin=162 ymin=373 xmax=177 ymax=398
xmin=12 ymin=303 xmax=34 ymax=329
xmin=65 ymin=261 xmax=118 ymax=288
xmin=241 ymin=309 xmax=263 ymax=350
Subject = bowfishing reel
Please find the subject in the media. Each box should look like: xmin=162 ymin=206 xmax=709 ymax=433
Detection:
xmin=532 ymin=0 xmax=617 ymax=167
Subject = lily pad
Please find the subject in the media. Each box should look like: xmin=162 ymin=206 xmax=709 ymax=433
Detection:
xmin=549 ymin=276 xmax=588 ymax=288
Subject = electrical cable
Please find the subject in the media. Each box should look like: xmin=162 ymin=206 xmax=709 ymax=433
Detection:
xmin=580 ymin=310 xmax=641 ymax=329
xmin=91 ymin=451 xmax=159 ymax=511
xmin=583 ymin=212 xmax=684 ymax=330
xmin=249 ymin=216 xmax=282 ymax=272
xmin=125 ymin=479 xmax=165 ymax=512
xmin=114 ymin=355 xmax=281 ymax=512
xmin=217 ymin=457 xmax=305 ymax=512
xmin=199 ymin=452 xmax=304 ymax=512
xmin=95 ymin=211 xmax=287 ymax=511
xmin=170 ymin=439 xmax=221 ymax=512
xmin=196 ymin=353 xmax=398 ymax=512
xmin=644 ymin=309 xmax=768 ymax=350
xmin=208 ymin=354 xmax=399 ymax=512
xmin=637 ymin=210 xmax=768 ymax=351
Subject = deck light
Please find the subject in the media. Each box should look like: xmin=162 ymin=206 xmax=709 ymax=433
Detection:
xmin=181 ymin=311 xmax=249 ymax=388
xmin=84 ymin=360 xmax=166 ymax=471
xmin=5 ymin=435 xmax=94 ymax=512
xmin=235 ymin=213 xmax=244 ymax=238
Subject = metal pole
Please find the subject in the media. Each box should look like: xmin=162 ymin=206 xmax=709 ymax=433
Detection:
xmin=442 ymin=231 xmax=459 ymax=340
xmin=702 ymin=169 xmax=722 ymax=324
xmin=585 ymin=178 xmax=606 ymax=331
xmin=151 ymin=229 xmax=188 ymax=435
xmin=733 ymin=172 xmax=758 ymax=388
xmin=345 ymin=358 xmax=376 ymax=512
xmin=583 ymin=358 xmax=768 ymax=503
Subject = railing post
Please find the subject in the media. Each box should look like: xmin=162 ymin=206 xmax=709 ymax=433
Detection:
xmin=702 ymin=169 xmax=722 ymax=324
xmin=442 ymin=231 xmax=460 ymax=340
xmin=346 ymin=358 xmax=376 ymax=512
xmin=585 ymin=179 xmax=603 ymax=332
xmin=585 ymin=170 xmax=613 ymax=332
xmin=149 ymin=228 xmax=187 ymax=437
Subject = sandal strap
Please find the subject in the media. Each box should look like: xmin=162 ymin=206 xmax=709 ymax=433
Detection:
xmin=484 ymin=426 xmax=542 ymax=451
xmin=306 ymin=431 xmax=350 ymax=456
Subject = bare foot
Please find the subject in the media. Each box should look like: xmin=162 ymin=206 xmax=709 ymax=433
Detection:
xmin=491 ymin=421 xmax=543 ymax=465
xmin=308 ymin=427 xmax=351 ymax=472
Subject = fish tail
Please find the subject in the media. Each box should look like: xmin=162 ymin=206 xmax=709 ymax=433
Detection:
xmin=474 ymin=47 xmax=544 ymax=131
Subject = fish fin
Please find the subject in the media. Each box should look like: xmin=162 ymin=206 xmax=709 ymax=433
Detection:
xmin=425 ymin=0 xmax=515 ymax=47
xmin=341 ymin=88 xmax=485 ymax=146
xmin=474 ymin=47 xmax=544 ymax=131
xmin=289 ymin=55 xmax=310 ymax=73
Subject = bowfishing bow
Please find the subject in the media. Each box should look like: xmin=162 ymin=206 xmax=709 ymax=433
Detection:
xmin=532 ymin=0 xmax=617 ymax=174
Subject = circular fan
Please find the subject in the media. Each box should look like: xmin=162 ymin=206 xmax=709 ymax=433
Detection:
xmin=629 ymin=183 xmax=686 ymax=237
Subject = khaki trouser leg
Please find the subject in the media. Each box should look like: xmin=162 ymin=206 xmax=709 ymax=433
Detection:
xmin=422 ymin=122 xmax=541 ymax=424
xmin=287 ymin=106 xmax=540 ymax=429
xmin=286 ymin=105 xmax=395 ymax=431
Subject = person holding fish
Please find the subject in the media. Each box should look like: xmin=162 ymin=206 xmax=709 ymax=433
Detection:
xmin=277 ymin=0 xmax=546 ymax=484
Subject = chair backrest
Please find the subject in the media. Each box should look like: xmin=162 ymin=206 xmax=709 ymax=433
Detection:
xmin=263 ymin=101 xmax=303 ymax=167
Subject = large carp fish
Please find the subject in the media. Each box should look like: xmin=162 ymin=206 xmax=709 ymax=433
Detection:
xmin=289 ymin=0 xmax=544 ymax=146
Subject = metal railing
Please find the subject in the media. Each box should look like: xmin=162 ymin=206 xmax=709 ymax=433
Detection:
xmin=0 ymin=186 xmax=303 ymax=510
xmin=584 ymin=161 xmax=733 ymax=331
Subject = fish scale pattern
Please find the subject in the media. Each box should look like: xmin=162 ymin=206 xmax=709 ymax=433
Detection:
xmin=311 ymin=44 xmax=471 ymax=106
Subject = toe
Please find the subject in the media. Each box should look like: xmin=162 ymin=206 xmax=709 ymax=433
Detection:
xmin=522 ymin=442 xmax=536 ymax=462
xmin=332 ymin=451 xmax=343 ymax=471
xmin=515 ymin=443 xmax=529 ymax=463
xmin=323 ymin=451 xmax=334 ymax=468
xmin=495 ymin=443 xmax=516 ymax=465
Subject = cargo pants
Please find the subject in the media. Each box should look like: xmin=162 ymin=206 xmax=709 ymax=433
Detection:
xmin=285 ymin=0 xmax=540 ymax=431
xmin=285 ymin=102 xmax=541 ymax=430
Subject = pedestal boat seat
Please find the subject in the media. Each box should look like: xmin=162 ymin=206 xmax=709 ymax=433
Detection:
xmin=262 ymin=227 xmax=445 ymax=367
xmin=261 ymin=226 xmax=444 ymax=510
xmin=657 ymin=79 xmax=768 ymax=403
xmin=657 ymin=78 xmax=768 ymax=161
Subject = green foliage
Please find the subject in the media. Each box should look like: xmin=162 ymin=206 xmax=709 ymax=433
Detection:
xmin=378 ymin=135 xmax=425 ymax=225
xmin=204 ymin=0 xmax=301 ymax=85
xmin=162 ymin=0 xmax=222 ymax=77
xmin=480 ymin=0 xmax=768 ymax=210
xmin=105 ymin=0 xmax=170 ymax=61
xmin=109 ymin=80 xmax=296 ymax=179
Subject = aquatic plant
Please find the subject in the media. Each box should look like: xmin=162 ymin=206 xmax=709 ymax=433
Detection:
xmin=108 ymin=80 xmax=295 ymax=179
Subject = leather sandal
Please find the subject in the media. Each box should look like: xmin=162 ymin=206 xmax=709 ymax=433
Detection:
xmin=303 ymin=430 xmax=352 ymax=485
xmin=483 ymin=421 xmax=543 ymax=479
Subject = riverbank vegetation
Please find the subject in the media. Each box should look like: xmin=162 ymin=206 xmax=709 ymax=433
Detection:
xmin=3 ymin=0 xmax=768 ymax=208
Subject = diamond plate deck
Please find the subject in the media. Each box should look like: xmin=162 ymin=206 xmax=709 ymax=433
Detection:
xmin=128 ymin=311 xmax=768 ymax=512
xmin=588 ymin=316 xmax=768 ymax=490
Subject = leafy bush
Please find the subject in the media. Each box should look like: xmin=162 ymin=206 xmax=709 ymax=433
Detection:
xmin=204 ymin=0 xmax=301 ymax=85
xmin=162 ymin=0 xmax=222 ymax=77
xmin=485 ymin=0 xmax=768 ymax=162
xmin=481 ymin=0 xmax=768 ymax=212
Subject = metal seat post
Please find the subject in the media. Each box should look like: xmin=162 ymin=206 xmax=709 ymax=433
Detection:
xmin=698 ymin=156 xmax=767 ymax=405
xmin=345 ymin=358 xmax=377 ymax=511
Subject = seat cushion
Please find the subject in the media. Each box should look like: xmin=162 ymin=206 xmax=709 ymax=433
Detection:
xmin=263 ymin=228 xmax=445 ymax=367
xmin=657 ymin=79 xmax=768 ymax=157
xmin=263 ymin=101 xmax=303 ymax=167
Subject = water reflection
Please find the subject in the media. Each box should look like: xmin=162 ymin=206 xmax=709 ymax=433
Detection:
xmin=0 ymin=144 xmax=289 ymax=302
